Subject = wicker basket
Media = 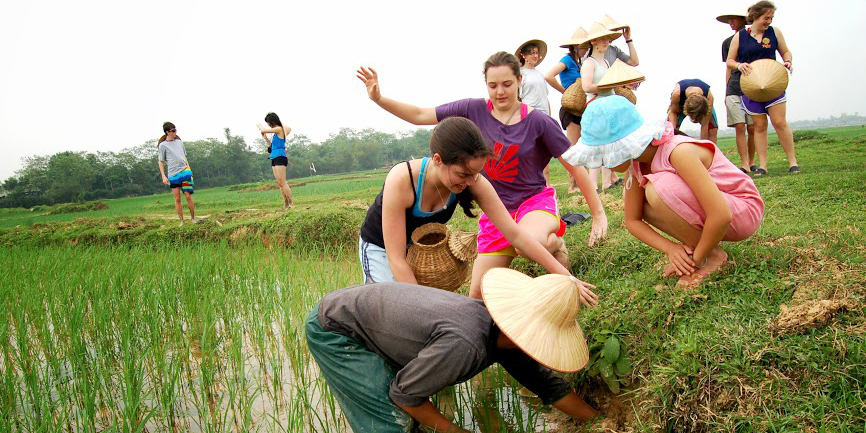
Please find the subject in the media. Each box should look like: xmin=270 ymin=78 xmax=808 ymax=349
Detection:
xmin=407 ymin=223 xmax=473 ymax=291
xmin=614 ymin=86 xmax=637 ymax=105
xmin=561 ymin=83 xmax=587 ymax=116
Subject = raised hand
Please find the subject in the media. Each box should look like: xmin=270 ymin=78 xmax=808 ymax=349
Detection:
xmin=356 ymin=66 xmax=381 ymax=102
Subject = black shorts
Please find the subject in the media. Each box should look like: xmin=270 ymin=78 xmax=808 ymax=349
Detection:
xmin=271 ymin=156 xmax=288 ymax=167
xmin=559 ymin=106 xmax=581 ymax=130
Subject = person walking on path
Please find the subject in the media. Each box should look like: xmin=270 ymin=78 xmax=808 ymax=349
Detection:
xmin=545 ymin=27 xmax=590 ymax=193
xmin=258 ymin=112 xmax=294 ymax=208
xmin=306 ymin=269 xmax=599 ymax=433
xmin=358 ymin=117 xmax=578 ymax=288
xmin=357 ymin=52 xmax=608 ymax=299
xmin=719 ymin=9 xmax=757 ymax=173
xmin=157 ymin=122 xmax=197 ymax=226
xmin=563 ymin=96 xmax=764 ymax=288
xmin=666 ymin=79 xmax=719 ymax=144
xmin=725 ymin=0 xmax=799 ymax=176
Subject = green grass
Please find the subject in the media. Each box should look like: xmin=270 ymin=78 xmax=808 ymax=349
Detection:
xmin=0 ymin=126 xmax=864 ymax=432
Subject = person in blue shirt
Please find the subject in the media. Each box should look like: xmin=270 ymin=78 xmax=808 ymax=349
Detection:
xmin=258 ymin=112 xmax=294 ymax=208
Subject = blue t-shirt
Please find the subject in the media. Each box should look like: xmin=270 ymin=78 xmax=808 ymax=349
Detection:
xmin=270 ymin=133 xmax=287 ymax=159
xmin=558 ymin=55 xmax=581 ymax=89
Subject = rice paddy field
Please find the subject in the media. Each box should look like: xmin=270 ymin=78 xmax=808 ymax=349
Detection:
xmin=1 ymin=126 xmax=865 ymax=432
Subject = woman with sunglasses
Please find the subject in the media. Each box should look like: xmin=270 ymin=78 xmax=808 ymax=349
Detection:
xmin=157 ymin=122 xmax=197 ymax=225
xmin=357 ymin=51 xmax=607 ymax=299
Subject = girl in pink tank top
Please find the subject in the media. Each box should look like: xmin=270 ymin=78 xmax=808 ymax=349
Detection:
xmin=563 ymin=96 xmax=764 ymax=288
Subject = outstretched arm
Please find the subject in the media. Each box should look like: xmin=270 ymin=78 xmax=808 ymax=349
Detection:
xmin=357 ymin=66 xmax=438 ymax=125
xmin=551 ymin=391 xmax=600 ymax=422
xmin=397 ymin=401 xmax=469 ymax=433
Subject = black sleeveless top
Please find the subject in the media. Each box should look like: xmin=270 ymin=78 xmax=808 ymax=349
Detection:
xmin=678 ymin=79 xmax=710 ymax=112
xmin=360 ymin=160 xmax=458 ymax=249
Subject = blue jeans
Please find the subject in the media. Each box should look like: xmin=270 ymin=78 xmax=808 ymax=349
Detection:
xmin=305 ymin=304 xmax=417 ymax=433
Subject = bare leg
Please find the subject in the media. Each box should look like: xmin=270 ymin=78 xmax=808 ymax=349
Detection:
xmin=601 ymin=167 xmax=614 ymax=190
xmin=469 ymin=255 xmax=514 ymax=299
xmin=172 ymin=188 xmax=184 ymax=224
xmin=543 ymin=165 xmax=551 ymax=187
xmin=607 ymin=167 xmax=620 ymax=185
xmin=642 ymin=183 xmax=728 ymax=287
xmin=708 ymin=127 xmax=718 ymax=145
xmin=752 ymin=114 xmax=769 ymax=173
xmin=735 ymin=123 xmax=750 ymax=169
xmin=515 ymin=211 xmax=569 ymax=268
xmin=184 ymin=191 xmax=195 ymax=220
xmin=566 ymin=123 xmax=581 ymax=193
xmin=767 ymin=102 xmax=798 ymax=168
xmin=272 ymin=165 xmax=294 ymax=208
xmin=746 ymin=124 xmax=756 ymax=167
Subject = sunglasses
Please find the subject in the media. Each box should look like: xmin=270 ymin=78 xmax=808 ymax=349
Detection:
xmin=168 ymin=129 xmax=177 ymax=133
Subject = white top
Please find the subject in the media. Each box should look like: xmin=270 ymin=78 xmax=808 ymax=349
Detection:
xmin=519 ymin=67 xmax=550 ymax=115
xmin=585 ymin=57 xmax=615 ymax=100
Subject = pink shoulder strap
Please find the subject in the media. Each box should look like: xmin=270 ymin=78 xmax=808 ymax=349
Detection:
xmin=520 ymin=103 xmax=528 ymax=119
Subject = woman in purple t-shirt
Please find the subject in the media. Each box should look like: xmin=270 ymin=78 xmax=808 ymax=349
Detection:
xmin=357 ymin=52 xmax=608 ymax=299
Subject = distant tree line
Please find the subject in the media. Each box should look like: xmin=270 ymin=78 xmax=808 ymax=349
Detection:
xmin=1 ymin=127 xmax=433 ymax=208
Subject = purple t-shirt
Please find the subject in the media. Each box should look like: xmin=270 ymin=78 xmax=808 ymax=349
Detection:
xmin=435 ymin=98 xmax=571 ymax=212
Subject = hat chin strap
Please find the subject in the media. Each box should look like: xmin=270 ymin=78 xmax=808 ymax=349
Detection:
xmin=625 ymin=166 xmax=635 ymax=190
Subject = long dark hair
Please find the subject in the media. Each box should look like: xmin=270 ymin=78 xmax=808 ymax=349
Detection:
xmin=265 ymin=112 xmax=282 ymax=127
xmin=429 ymin=117 xmax=491 ymax=218
xmin=158 ymin=121 xmax=180 ymax=145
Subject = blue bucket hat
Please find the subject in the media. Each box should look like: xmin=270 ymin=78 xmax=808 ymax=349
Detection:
xmin=562 ymin=96 xmax=667 ymax=169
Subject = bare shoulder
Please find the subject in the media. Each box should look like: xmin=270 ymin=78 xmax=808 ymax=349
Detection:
xmin=670 ymin=141 xmax=714 ymax=168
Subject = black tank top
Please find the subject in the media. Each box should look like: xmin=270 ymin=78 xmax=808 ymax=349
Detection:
xmin=360 ymin=160 xmax=458 ymax=249
xmin=678 ymin=79 xmax=710 ymax=112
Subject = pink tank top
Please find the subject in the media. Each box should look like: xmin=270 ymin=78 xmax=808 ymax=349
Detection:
xmin=631 ymin=135 xmax=764 ymax=241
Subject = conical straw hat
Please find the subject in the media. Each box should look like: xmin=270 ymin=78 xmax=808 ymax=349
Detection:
xmin=448 ymin=230 xmax=477 ymax=262
xmin=597 ymin=59 xmax=645 ymax=90
xmin=515 ymin=39 xmax=548 ymax=65
xmin=716 ymin=4 xmax=749 ymax=23
xmin=740 ymin=59 xmax=789 ymax=102
xmin=600 ymin=14 xmax=629 ymax=32
xmin=585 ymin=22 xmax=621 ymax=44
xmin=482 ymin=268 xmax=589 ymax=372
xmin=559 ymin=27 xmax=590 ymax=49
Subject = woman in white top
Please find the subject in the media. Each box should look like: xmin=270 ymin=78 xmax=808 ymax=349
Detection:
xmin=516 ymin=39 xmax=555 ymax=185
xmin=581 ymin=21 xmax=640 ymax=192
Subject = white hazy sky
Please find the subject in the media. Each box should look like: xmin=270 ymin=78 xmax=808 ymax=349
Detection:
xmin=1 ymin=0 xmax=864 ymax=181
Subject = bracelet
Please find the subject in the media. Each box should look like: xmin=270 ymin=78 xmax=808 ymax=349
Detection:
xmin=626 ymin=39 xmax=633 ymax=43
xmin=784 ymin=60 xmax=792 ymax=64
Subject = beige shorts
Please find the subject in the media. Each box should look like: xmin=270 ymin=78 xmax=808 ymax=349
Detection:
xmin=725 ymin=95 xmax=754 ymax=126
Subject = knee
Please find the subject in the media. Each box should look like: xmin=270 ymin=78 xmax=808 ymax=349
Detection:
xmin=734 ymin=124 xmax=746 ymax=134
xmin=754 ymin=122 xmax=768 ymax=134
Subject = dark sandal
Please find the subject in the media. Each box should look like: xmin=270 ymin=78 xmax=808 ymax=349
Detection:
xmin=739 ymin=167 xmax=748 ymax=174
xmin=788 ymin=165 xmax=800 ymax=174
xmin=750 ymin=165 xmax=758 ymax=172
xmin=562 ymin=212 xmax=591 ymax=227
xmin=754 ymin=168 xmax=768 ymax=177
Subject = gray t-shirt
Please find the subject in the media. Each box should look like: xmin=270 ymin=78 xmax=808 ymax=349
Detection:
xmin=158 ymin=139 xmax=188 ymax=177
xmin=605 ymin=45 xmax=630 ymax=66
xmin=317 ymin=283 xmax=572 ymax=407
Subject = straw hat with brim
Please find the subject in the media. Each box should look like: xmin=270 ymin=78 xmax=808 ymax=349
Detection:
xmin=516 ymin=39 xmax=548 ymax=65
xmin=740 ymin=59 xmax=789 ymax=102
xmin=482 ymin=268 xmax=589 ymax=372
xmin=559 ymin=27 xmax=590 ymax=49
xmin=600 ymin=14 xmax=629 ymax=32
xmin=716 ymin=4 xmax=749 ymax=23
xmin=597 ymin=59 xmax=645 ymax=90
xmin=585 ymin=22 xmax=621 ymax=44
xmin=562 ymin=96 xmax=667 ymax=169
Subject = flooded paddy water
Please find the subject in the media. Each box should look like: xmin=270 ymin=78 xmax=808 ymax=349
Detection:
xmin=0 ymin=243 xmax=565 ymax=433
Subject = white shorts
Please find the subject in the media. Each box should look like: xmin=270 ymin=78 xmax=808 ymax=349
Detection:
xmin=358 ymin=237 xmax=394 ymax=284
xmin=725 ymin=95 xmax=754 ymax=127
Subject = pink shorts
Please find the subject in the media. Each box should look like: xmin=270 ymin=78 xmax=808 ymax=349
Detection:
xmin=477 ymin=187 xmax=566 ymax=256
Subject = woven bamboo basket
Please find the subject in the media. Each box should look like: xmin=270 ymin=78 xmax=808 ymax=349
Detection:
xmin=561 ymin=83 xmax=587 ymax=116
xmin=407 ymin=223 xmax=472 ymax=291
xmin=614 ymin=86 xmax=637 ymax=105
xmin=448 ymin=230 xmax=478 ymax=262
